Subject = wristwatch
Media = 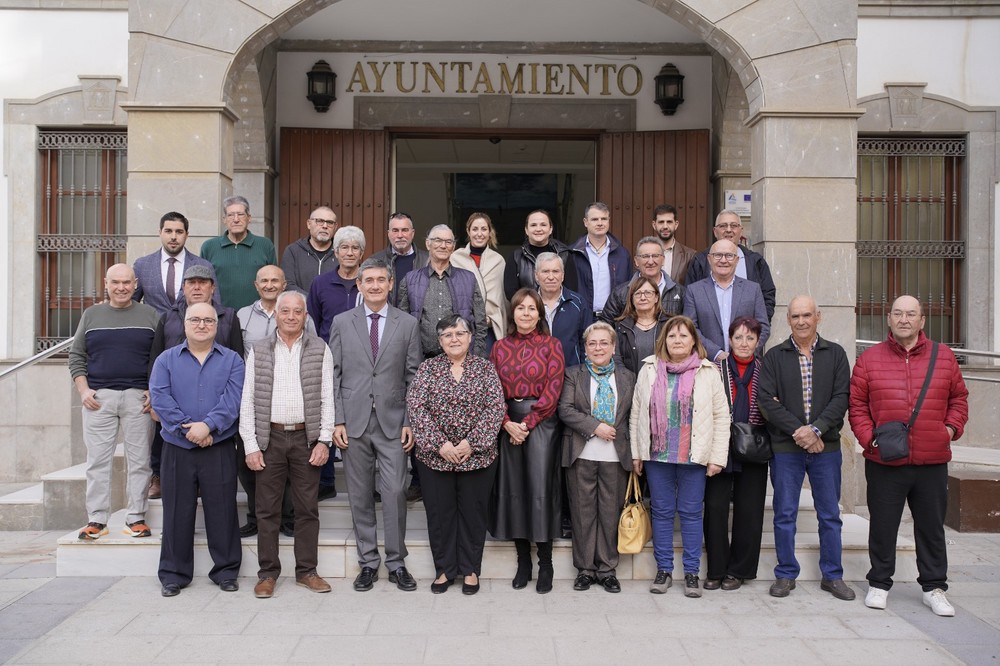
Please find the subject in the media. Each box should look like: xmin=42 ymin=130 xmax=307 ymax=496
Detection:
xmin=318 ymin=440 xmax=333 ymax=448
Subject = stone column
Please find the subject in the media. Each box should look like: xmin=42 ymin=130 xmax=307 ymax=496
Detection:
xmin=121 ymin=105 xmax=238 ymax=260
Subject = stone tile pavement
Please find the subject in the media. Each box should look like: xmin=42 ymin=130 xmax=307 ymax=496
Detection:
xmin=0 ymin=529 xmax=997 ymax=665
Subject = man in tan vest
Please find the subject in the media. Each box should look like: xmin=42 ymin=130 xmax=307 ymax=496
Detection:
xmin=239 ymin=290 xmax=335 ymax=598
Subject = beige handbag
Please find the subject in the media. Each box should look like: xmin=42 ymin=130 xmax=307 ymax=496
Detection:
xmin=617 ymin=471 xmax=652 ymax=554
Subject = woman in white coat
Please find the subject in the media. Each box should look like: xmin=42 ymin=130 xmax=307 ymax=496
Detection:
xmin=630 ymin=315 xmax=730 ymax=599
xmin=450 ymin=212 xmax=507 ymax=356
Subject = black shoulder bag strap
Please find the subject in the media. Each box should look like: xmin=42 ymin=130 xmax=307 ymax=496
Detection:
xmin=907 ymin=342 xmax=939 ymax=429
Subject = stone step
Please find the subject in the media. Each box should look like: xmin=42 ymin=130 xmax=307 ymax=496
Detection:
xmin=38 ymin=446 xmax=126 ymax=531
xmin=56 ymin=509 xmax=911 ymax=582
xmin=0 ymin=483 xmax=45 ymax=530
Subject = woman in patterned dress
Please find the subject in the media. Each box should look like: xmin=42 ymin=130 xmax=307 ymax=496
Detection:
xmin=489 ymin=288 xmax=566 ymax=594
xmin=407 ymin=314 xmax=505 ymax=595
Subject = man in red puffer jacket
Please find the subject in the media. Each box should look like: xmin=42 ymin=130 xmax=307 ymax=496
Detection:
xmin=849 ymin=295 xmax=969 ymax=617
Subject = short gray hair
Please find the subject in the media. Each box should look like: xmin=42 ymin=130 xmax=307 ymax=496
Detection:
xmin=358 ymin=257 xmax=394 ymax=281
xmin=333 ymin=225 xmax=366 ymax=252
xmin=583 ymin=321 xmax=617 ymax=347
xmin=534 ymin=252 xmax=564 ymax=273
xmin=635 ymin=236 xmax=664 ymax=254
xmin=222 ymin=195 xmax=250 ymax=215
xmin=715 ymin=209 xmax=742 ymax=224
xmin=275 ymin=290 xmax=306 ymax=311
xmin=426 ymin=224 xmax=453 ymax=240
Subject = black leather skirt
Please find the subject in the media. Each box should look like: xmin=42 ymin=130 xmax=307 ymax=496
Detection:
xmin=488 ymin=398 xmax=562 ymax=542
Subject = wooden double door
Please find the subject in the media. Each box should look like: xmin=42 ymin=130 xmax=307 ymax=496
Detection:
xmin=278 ymin=127 xmax=711 ymax=257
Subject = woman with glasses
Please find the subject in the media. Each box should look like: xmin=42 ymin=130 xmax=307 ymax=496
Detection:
xmin=631 ymin=316 xmax=730 ymax=598
xmin=557 ymin=322 xmax=635 ymax=593
xmin=489 ymin=288 xmax=566 ymax=594
xmin=503 ymin=209 xmax=578 ymax=300
xmin=614 ymin=277 xmax=670 ymax=375
xmin=450 ymin=212 xmax=508 ymax=356
xmin=407 ymin=315 xmax=505 ymax=595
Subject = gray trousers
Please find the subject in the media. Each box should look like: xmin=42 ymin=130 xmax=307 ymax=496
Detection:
xmin=342 ymin=411 xmax=408 ymax=571
xmin=566 ymin=459 xmax=628 ymax=578
xmin=82 ymin=388 xmax=153 ymax=524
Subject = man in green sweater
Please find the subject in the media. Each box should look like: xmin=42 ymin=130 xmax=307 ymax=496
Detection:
xmin=200 ymin=195 xmax=277 ymax=310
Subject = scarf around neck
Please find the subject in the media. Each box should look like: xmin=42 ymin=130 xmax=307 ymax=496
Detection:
xmin=650 ymin=353 xmax=701 ymax=458
xmin=585 ymin=358 xmax=616 ymax=425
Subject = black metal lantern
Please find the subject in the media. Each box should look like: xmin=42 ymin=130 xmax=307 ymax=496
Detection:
xmin=306 ymin=60 xmax=337 ymax=113
xmin=653 ymin=63 xmax=684 ymax=116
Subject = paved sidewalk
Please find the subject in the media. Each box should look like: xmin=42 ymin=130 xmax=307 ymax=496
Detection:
xmin=0 ymin=528 xmax=998 ymax=665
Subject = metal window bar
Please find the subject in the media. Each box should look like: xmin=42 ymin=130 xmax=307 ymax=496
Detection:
xmin=856 ymin=138 xmax=965 ymax=350
xmin=36 ymin=130 xmax=128 ymax=353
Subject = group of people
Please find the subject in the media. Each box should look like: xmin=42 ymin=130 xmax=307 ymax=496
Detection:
xmin=67 ymin=196 xmax=969 ymax=616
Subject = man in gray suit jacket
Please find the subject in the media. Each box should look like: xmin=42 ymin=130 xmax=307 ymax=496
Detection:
xmin=683 ymin=239 xmax=770 ymax=362
xmin=133 ymin=212 xmax=219 ymax=316
xmin=329 ymin=257 xmax=423 ymax=593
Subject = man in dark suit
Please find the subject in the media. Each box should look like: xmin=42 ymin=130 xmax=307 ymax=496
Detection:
xmin=685 ymin=210 xmax=776 ymax=321
xmin=329 ymin=257 xmax=423 ymax=592
xmin=683 ymin=239 xmax=770 ymax=362
xmin=133 ymin=211 xmax=219 ymax=315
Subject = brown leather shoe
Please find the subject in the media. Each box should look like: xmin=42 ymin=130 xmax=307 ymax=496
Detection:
xmin=147 ymin=475 xmax=162 ymax=500
xmin=254 ymin=577 xmax=276 ymax=599
xmin=296 ymin=573 xmax=332 ymax=593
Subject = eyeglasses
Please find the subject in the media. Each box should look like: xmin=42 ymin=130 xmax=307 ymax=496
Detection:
xmin=890 ymin=310 xmax=922 ymax=320
xmin=636 ymin=253 xmax=664 ymax=261
xmin=714 ymin=222 xmax=742 ymax=229
xmin=586 ymin=340 xmax=612 ymax=349
xmin=309 ymin=217 xmax=336 ymax=226
xmin=225 ymin=212 xmax=248 ymax=219
xmin=185 ymin=317 xmax=217 ymax=326
xmin=428 ymin=238 xmax=456 ymax=247
xmin=633 ymin=290 xmax=658 ymax=299
xmin=439 ymin=330 xmax=470 ymax=340
xmin=709 ymin=252 xmax=738 ymax=261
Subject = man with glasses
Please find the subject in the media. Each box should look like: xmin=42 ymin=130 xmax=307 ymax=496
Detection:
xmin=849 ymin=295 xmax=969 ymax=616
xmin=201 ymin=195 xmax=277 ymax=310
xmin=598 ymin=236 xmax=686 ymax=324
xmin=281 ymin=206 xmax=339 ymax=294
xmin=398 ymin=225 xmax=487 ymax=501
xmin=150 ymin=302 xmax=245 ymax=597
xmin=146 ymin=265 xmax=244 ymax=500
xmin=371 ymin=212 xmax=429 ymax=307
xmin=650 ymin=204 xmax=697 ymax=285
xmin=683 ymin=239 xmax=769 ymax=362
xmin=685 ymin=210 xmax=776 ymax=321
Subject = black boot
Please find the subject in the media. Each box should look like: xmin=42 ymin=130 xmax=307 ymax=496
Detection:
xmin=512 ymin=539 xmax=532 ymax=589
xmin=536 ymin=541 xmax=553 ymax=594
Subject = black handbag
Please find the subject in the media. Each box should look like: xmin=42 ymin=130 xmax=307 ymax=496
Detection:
xmin=871 ymin=342 xmax=938 ymax=463
xmin=721 ymin=362 xmax=772 ymax=464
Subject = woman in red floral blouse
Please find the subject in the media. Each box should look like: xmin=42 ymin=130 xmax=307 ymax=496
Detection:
xmin=488 ymin=288 xmax=566 ymax=594
xmin=407 ymin=314 xmax=505 ymax=595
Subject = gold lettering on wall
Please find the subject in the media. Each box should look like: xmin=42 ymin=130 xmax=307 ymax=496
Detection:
xmin=346 ymin=59 xmax=650 ymax=97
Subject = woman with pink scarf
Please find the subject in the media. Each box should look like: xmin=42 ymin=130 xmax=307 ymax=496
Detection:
xmin=630 ymin=316 xmax=730 ymax=598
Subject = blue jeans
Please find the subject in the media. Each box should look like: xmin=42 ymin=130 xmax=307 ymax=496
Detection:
xmin=770 ymin=449 xmax=843 ymax=581
xmin=644 ymin=461 xmax=706 ymax=574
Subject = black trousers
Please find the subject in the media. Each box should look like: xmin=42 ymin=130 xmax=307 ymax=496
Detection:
xmin=703 ymin=461 xmax=769 ymax=580
xmin=158 ymin=438 xmax=241 ymax=587
xmin=866 ymin=460 xmax=949 ymax=592
xmin=236 ymin=433 xmax=294 ymax=528
xmin=419 ymin=459 xmax=497 ymax=579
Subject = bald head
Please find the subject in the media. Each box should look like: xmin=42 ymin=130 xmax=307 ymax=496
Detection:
xmin=184 ymin=302 xmax=218 ymax=347
xmin=105 ymin=263 xmax=137 ymax=308
xmin=787 ymin=295 xmax=821 ymax=347
xmin=708 ymin=239 xmax=740 ymax=282
xmin=254 ymin=265 xmax=286 ymax=306
xmin=888 ymin=295 xmax=925 ymax=349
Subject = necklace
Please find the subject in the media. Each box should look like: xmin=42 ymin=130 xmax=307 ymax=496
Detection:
xmin=635 ymin=317 xmax=657 ymax=331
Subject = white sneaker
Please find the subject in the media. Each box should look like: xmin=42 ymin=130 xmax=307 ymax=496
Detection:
xmin=922 ymin=588 xmax=955 ymax=617
xmin=865 ymin=587 xmax=888 ymax=610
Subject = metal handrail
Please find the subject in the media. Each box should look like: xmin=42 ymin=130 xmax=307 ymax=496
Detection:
xmin=856 ymin=339 xmax=1000 ymax=360
xmin=0 ymin=337 xmax=74 ymax=381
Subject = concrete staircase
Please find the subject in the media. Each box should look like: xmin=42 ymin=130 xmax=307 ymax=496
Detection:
xmin=51 ymin=469 xmax=913 ymax=582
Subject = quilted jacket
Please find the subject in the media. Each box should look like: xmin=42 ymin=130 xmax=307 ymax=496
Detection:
xmin=849 ymin=331 xmax=969 ymax=466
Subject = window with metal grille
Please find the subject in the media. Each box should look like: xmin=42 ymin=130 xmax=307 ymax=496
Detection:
xmin=37 ymin=130 xmax=128 ymax=352
xmin=856 ymin=137 xmax=965 ymax=349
